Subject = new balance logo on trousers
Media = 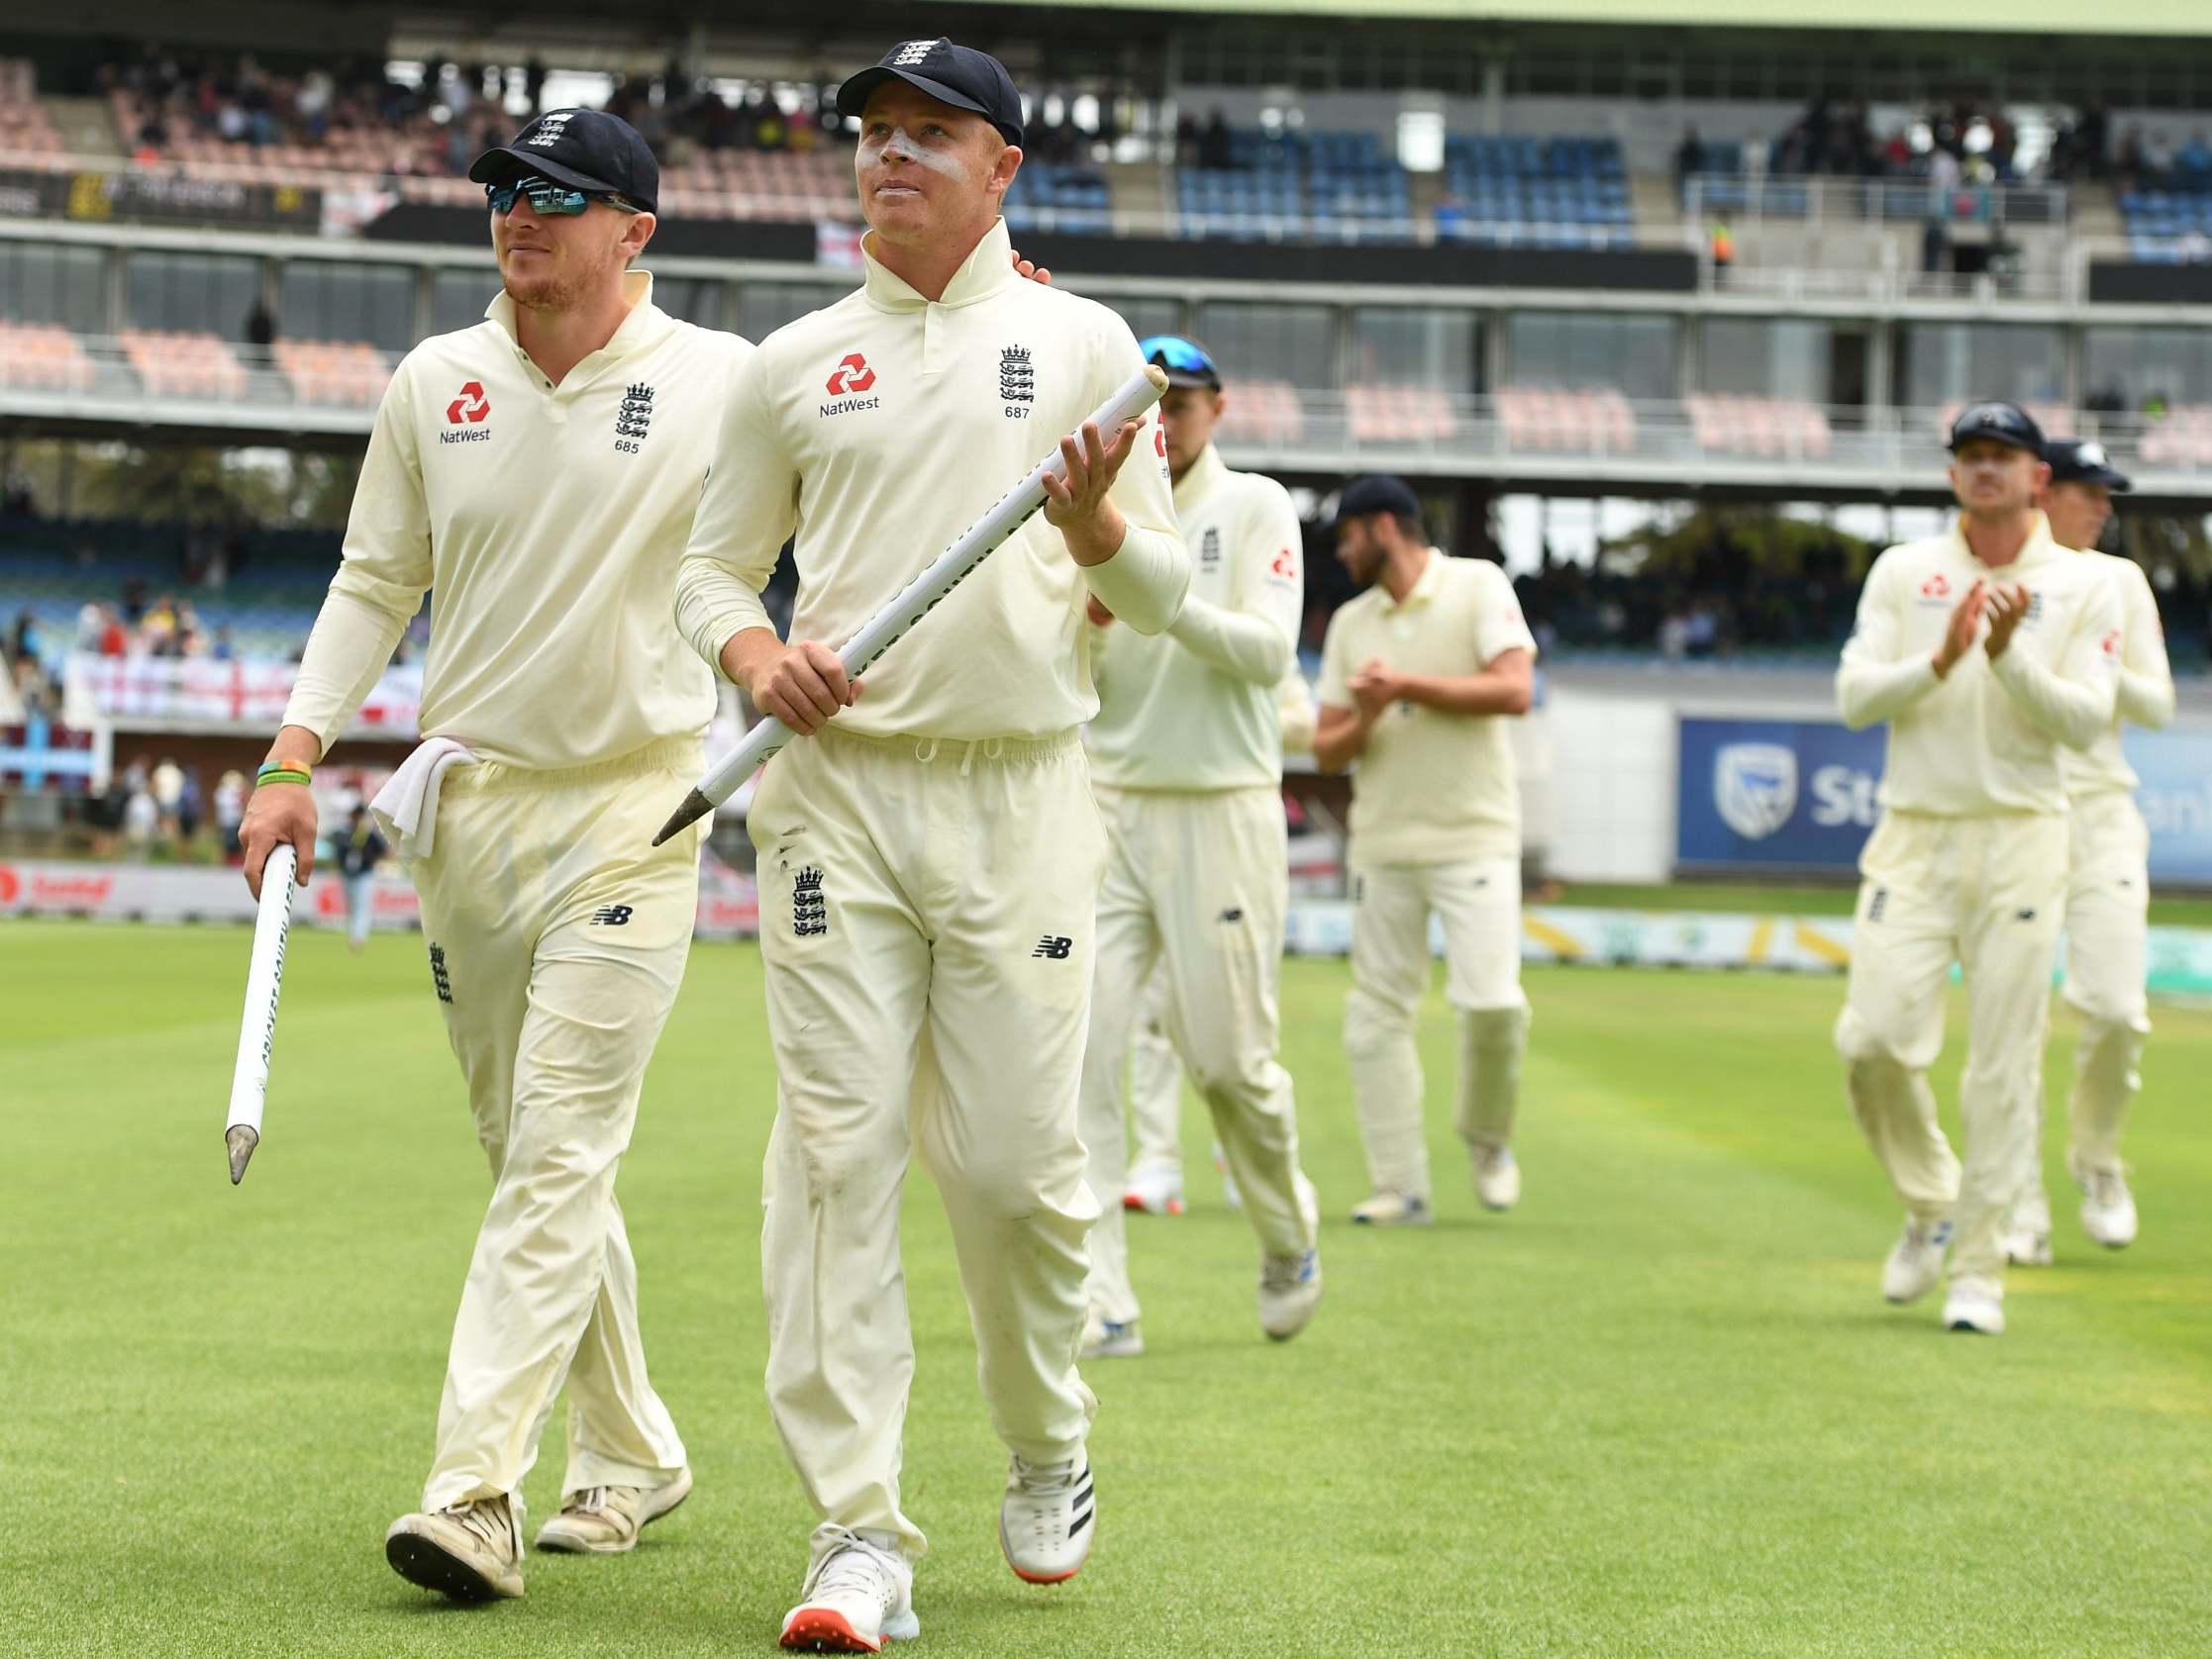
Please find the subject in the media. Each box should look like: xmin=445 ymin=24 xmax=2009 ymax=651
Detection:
xmin=1032 ymin=935 xmax=1073 ymax=959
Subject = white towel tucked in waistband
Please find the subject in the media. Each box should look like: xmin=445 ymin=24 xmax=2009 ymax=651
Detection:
xmin=369 ymin=737 xmax=478 ymax=860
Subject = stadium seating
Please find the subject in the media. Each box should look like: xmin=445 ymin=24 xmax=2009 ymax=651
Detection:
xmin=116 ymin=332 xmax=249 ymax=400
xmin=272 ymin=340 xmax=390 ymax=407
xmin=661 ymin=148 xmax=851 ymax=218
xmin=1345 ymin=384 xmax=1457 ymax=444
xmin=1216 ymin=379 xmax=1306 ymax=446
xmin=1497 ymin=386 xmax=1637 ymax=453
xmin=2118 ymin=189 xmax=2212 ymax=260
xmin=0 ymin=56 xmax=64 ymax=153
xmin=1004 ymin=162 xmax=1112 ymax=235
xmin=1685 ymin=394 xmax=1833 ymax=459
xmin=1439 ymin=136 xmax=1633 ymax=246
xmin=1177 ymin=129 xmax=1411 ymax=239
xmin=2140 ymin=406 xmax=2212 ymax=466
xmin=0 ymin=322 xmax=96 ymax=393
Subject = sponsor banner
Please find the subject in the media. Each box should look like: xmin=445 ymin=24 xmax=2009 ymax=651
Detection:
xmin=1676 ymin=717 xmax=1881 ymax=871
xmin=7 ymin=867 xmax=2210 ymax=996
xmin=64 ymin=652 xmax=421 ymax=736
xmin=0 ymin=165 xmax=321 ymax=230
xmin=1676 ymin=716 xmax=2212 ymax=885
xmin=0 ymin=857 xmax=762 ymax=940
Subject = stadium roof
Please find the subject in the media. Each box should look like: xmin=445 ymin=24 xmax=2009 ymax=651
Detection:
xmin=965 ymin=0 xmax=2212 ymax=34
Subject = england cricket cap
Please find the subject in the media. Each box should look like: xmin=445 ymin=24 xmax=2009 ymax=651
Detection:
xmin=1947 ymin=400 xmax=2045 ymax=456
xmin=2044 ymin=438 xmax=2132 ymax=491
xmin=838 ymin=40 xmax=1026 ymax=148
xmin=469 ymin=109 xmax=660 ymax=214
xmin=1333 ymin=474 xmax=1424 ymax=528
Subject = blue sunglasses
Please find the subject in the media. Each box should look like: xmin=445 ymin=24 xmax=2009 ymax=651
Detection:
xmin=486 ymin=175 xmax=639 ymax=216
xmin=1139 ymin=335 xmax=1221 ymax=384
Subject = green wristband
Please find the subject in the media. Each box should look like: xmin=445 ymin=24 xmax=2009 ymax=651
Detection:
xmin=256 ymin=768 xmax=313 ymax=788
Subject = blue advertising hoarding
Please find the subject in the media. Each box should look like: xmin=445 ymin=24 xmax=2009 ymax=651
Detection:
xmin=1676 ymin=717 xmax=2212 ymax=884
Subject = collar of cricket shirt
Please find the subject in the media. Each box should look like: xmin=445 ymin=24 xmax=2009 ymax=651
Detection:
xmin=1171 ymin=441 xmax=1229 ymax=516
xmin=1951 ymin=509 xmax=2060 ymax=578
xmin=1382 ymin=545 xmax=1446 ymax=613
xmin=485 ymin=270 xmax=670 ymax=367
xmin=860 ymin=217 xmax=1019 ymax=313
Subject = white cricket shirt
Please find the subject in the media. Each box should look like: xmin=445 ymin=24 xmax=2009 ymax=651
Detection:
xmin=1836 ymin=513 xmax=2121 ymax=817
xmin=2063 ymin=551 xmax=2174 ymax=798
xmin=1317 ymin=549 xmax=1538 ymax=867
xmin=285 ymin=272 xmax=751 ymax=768
xmin=672 ymin=219 xmax=1188 ymax=743
xmin=1088 ymin=443 xmax=1303 ymax=792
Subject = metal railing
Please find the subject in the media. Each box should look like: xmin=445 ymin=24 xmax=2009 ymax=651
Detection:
xmin=5 ymin=335 xmax=2208 ymax=487
xmin=1683 ymin=173 xmax=2070 ymax=231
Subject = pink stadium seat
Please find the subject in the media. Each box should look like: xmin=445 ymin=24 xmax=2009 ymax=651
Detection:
xmin=0 ymin=322 xmax=95 ymax=393
xmin=118 ymin=330 xmax=249 ymax=400
xmin=1218 ymin=379 xmax=1306 ymax=446
xmin=1346 ymin=385 xmax=1457 ymax=444
xmin=2140 ymin=407 xmax=2212 ymax=467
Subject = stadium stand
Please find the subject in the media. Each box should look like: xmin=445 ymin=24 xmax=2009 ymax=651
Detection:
xmin=116 ymin=332 xmax=249 ymax=400
xmin=1685 ymin=394 xmax=1834 ymax=459
xmin=1437 ymin=135 xmax=1632 ymax=247
xmin=1216 ymin=380 xmax=1307 ymax=446
xmin=1345 ymin=385 xmax=1457 ymax=445
xmin=1497 ymin=387 xmax=1637 ymax=454
xmin=271 ymin=341 xmax=391 ymax=407
xmin=0 ymin=323 xmax=96 ymax=393
xmin=2140 ymin=406 xmax=2212 ymax=466
xmin=1003 ymin=161 xmax=1112 ymax=234
xmin=1176 ymin=129 xmax=1412 ymax=238
xmin=0 ymin=56 xmax=65 ymax=154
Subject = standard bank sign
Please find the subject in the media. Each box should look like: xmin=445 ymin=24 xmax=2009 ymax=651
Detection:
xmin=1678 ymin=720 xmax=1881 ymax=870
xmin=1677 ymin=716 xmax=2212 ymax=882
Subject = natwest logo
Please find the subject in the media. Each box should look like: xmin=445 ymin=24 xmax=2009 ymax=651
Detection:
xmin=446 ymin=381 xmax=491 ymax=424
xmin=825 ymin=353 xmax=876 ymax=395
xmin=1920 ymin=572 xmax=1951 ymax=599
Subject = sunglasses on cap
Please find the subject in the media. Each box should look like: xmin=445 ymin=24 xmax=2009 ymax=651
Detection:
xmin=1138 ymin=336 xmax=1221 ymax=384
xmin=485 ymin=175 xmax=640 ymax=216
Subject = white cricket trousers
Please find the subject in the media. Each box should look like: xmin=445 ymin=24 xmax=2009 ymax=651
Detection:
xmin=1126 ymin=965 xmax=1184 ymax=1181
xmin=2011 ymin=789 xmax=2154 ymax=1235
xmin=1078 ymin=786 xmax=1318 ymax=1327
xmin=411 ymin=737 xmax=701 ymax=1513
xmin=749 ymin=726 xmax=1106 ymax=1563
xmin=1344 ymin=857 xmax=1531 ymax=1202
xmin=1834 ymin=809 xmax=2067 ymax=1299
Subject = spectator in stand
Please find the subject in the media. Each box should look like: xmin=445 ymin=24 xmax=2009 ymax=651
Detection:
xmin=97 ymin=605 xmax=128 ymax=657
xmin=213 ymin=625 xmax=238 ymax=661
xmin=215 ymin=768 xmax=248 ymax=858
xmin=337 ymin=802 xmax=390 ymax=953
xmin=2143 ymin=129 xmax=2175 ymax=184
xmin=1200 ymin=109 xmax=1232 ymax=170
xmin=1674 ymin=126 xmax=1706 ymax=193
xmin=122 ymin=762 xmax=159 ymax=857
xmin=2179 ymin=131 xmax=2212 ymax=185
xmin=1708 ymin=214 xmax=1735 ymax=284
xmin=245 ymin=299 xmax=275 ymax=352
xmin=151 ymin=755 xmax=184 ymax=837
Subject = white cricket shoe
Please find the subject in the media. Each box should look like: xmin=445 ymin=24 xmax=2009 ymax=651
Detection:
xmin=1351 ymin=1190 xmax=1433 ymax=1226
xmin=999 ymin=1452 xmax=1095 ymax=1585
xmin=536 ymin=1466 xmax=692 ymax=1553
xmin=1079 ymin=1314 xmax=1144 ymax=1359
xmin=1473 ymin=1146 xmax=1521 ymax=1212
xmin=385 ymin=1493 xmax=525 ymax=1601
xmin=2001 ymin=1230 xmax=2054 ymax=1268
xmin=1943 ymin=1282 xmax=2006 ymax=1335
xmin=2073 ymin=1158 xmax=2139 ymax=1249
xmin=1881 ymin=1217 xmax=1953 ymax=1305
xmin=779 ymin=1528 xmax=918 ymax=1652
xmin=1122 ymin=1166 xmax=1185 ymax=1217
xmin=1258 ymin=1248 xmax=1322 ymax=1342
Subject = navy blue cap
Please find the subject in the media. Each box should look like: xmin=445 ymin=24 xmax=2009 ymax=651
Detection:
xmin=1948 ymin=400 xmax=2045 ymax=456
xmin=1334 ymin=475 xmax=1424 ymax=528
xmin=469 ymin=109 xmax=659 ymax=215
xmin=2045 ymin=439 xmax=2132 ymax=491
xmin=838 ymin=39 xmax=1025 ymax=148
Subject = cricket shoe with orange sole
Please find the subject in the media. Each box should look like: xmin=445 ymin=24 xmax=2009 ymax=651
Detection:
xmin=779 ymin=1527 xmax=919 ymax=1653
xmin=1000 ymin=1452 xmax=1094 ymax=1584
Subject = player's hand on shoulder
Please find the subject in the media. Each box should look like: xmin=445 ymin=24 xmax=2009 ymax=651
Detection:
xmin=240 ymin=780 xmax=318 ymax=899
xmin=750 ymin=637 xmax=862 ymax=735
xmin=1009 ymin=246 xmax=1053 ymax=285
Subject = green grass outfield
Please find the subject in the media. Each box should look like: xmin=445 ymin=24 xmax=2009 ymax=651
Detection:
xmin=3 ymin=922 xmax=2208 ymax=1659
